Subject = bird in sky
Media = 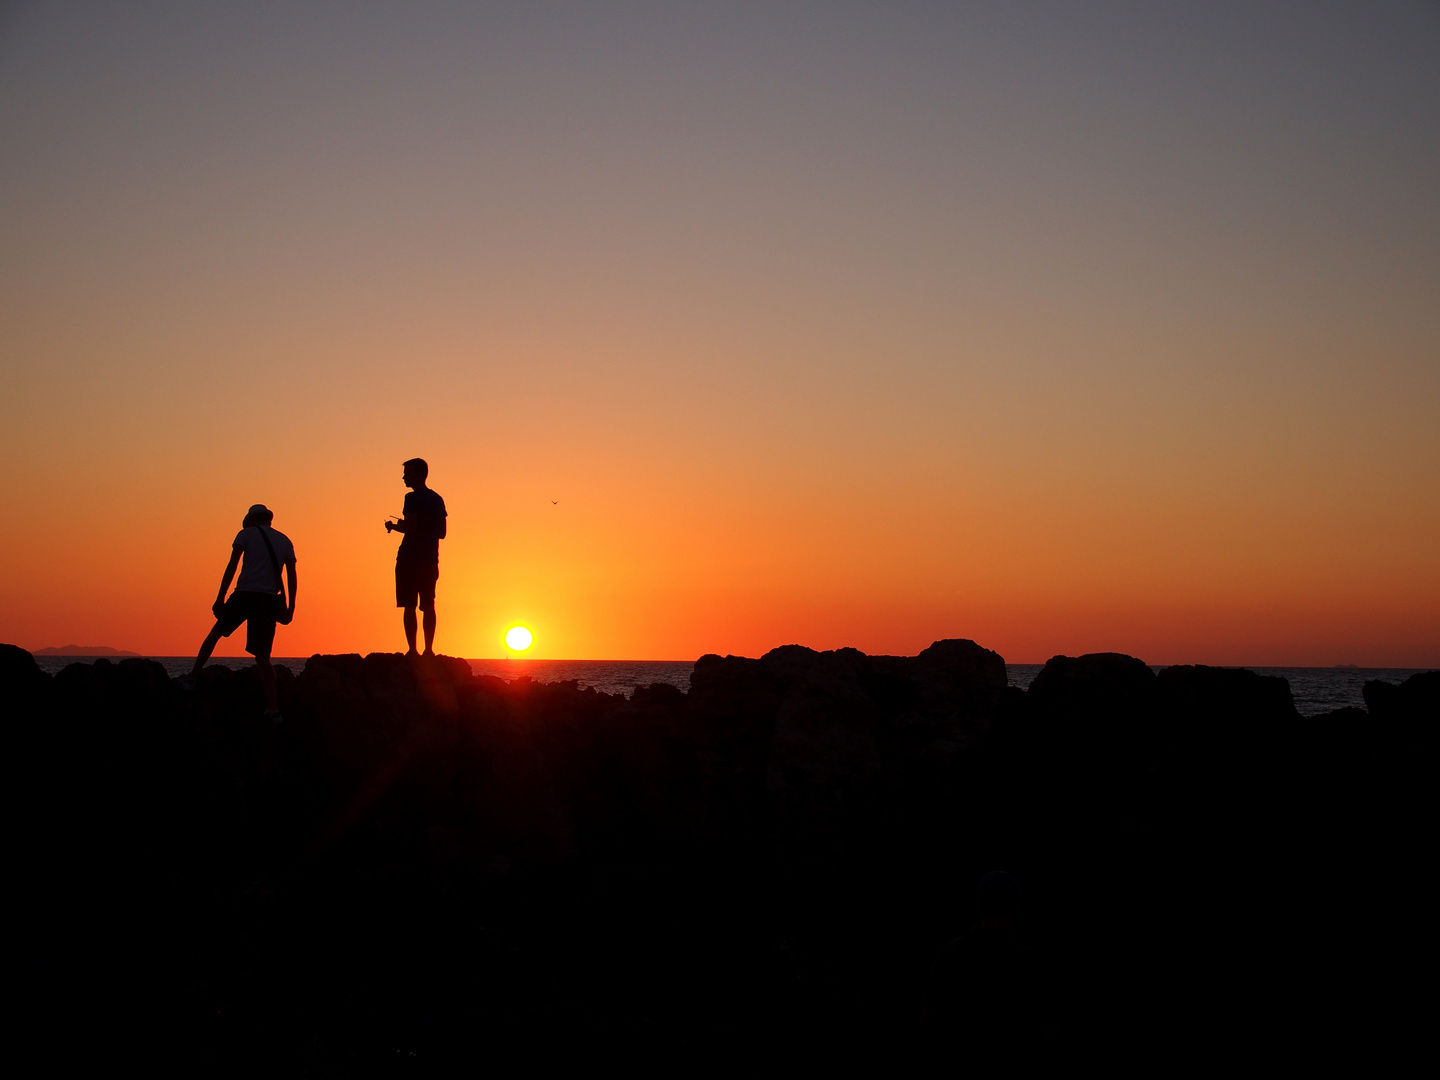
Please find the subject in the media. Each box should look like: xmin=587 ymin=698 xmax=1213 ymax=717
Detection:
xmin=551 ymin=500 xmax=558 ymax=505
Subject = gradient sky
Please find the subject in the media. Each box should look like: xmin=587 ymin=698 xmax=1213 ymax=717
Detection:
xmin=2 ymin=1 xmax=1437 ymax=664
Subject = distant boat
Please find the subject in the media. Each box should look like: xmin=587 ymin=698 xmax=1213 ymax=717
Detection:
xmin=33 ymin=645 xmax=140 ymax=657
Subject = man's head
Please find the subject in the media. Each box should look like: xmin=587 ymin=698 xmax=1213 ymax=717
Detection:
xmin=402 ymin=458 xmax=429 ymax=489
xmin=243 ymin=504 xmax=274 ymax=528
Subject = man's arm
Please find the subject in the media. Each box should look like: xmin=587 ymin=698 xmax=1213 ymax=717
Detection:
xmin=285 ymin=561 xmax=298 ymax=621
xmin=213 ymin=549 xmax=242 ymax=618
xmin=388 ymin=491 xmax=415 ymax=534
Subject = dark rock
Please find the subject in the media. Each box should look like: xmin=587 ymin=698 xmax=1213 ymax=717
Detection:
xmin=1 ymin=641 xmax=48 ymax=692
xmin=1029 ymin=652 xmax=1157 ymax=719
xmin=754 ymin=640 xmax=1006 ymax=857
xmin=1363 ymin=670 xmax=1439 ymax=723
xmin=5 ymin=640 xmax=1416 ymax=1068
xmin=1 ymin=642 xmax=49 ymax=723
xmin=1157 ymin=664 xmax=1299 ymax=724
xmin=1023 ymin=653 xmax=1159 ymax=767
xmin=762 ymin=645 xmax=883 ymax=850
xmin=1156 ymin=664 xmax=1300 ymax=770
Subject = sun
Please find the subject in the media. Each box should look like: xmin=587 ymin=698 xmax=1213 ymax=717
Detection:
xmin=505 ymin=626 xmax=533 ymax=651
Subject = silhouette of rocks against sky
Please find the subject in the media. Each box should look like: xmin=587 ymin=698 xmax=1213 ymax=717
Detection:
xmin=6 ymin=636 xmax=1431 ymax=1066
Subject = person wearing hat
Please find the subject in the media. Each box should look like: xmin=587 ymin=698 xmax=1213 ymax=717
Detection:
xmin=189 ymin=503 xmax=298 ymax=721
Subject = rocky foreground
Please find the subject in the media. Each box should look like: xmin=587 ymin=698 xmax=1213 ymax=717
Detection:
xmin=6 ymin=641 xmax=1434 ymax=1071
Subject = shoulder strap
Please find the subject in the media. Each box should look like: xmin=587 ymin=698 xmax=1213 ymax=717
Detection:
xmin=253 ymin=526 xmax=286 ymax=598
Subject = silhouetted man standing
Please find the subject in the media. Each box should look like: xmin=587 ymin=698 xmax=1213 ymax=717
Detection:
xmin=387 ymin=457 xmax=447 ymax=656
xmin=191 ymin=503 xmax=297 ymax=722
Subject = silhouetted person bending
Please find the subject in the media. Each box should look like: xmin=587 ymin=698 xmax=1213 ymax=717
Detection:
xmin=387 ymin=457 xmax=446 ymax=656
xmin=190 ymin=503 xmax=297 ymax=722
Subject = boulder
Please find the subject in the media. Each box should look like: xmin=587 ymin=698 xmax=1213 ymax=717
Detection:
xmin=1024 ymin=653 xmax=1159 ymax=766
xmin=685 ymin=640 xmax=1008 ymax=856
xmin=1 ymin=643 xmax=50 ymax=723
xmin=747 ymin=640 xmax=1005 ymax=856
xmin=1 ymin=642 xmax=48 ymax=694
xmin=869 ymin=638 xmax=1007 ymax=758
xmin=1156 ymin=664 xmax=1300 ymax=774
xmin=1157 ymin=665 xmax=1298 ymax=724
xmin=1363 ymin=670 xmax=1439 ymax=723
xmin=762 ymin=645 xmax=882 ymax=845
xmin=1029 ymin=653 xmax=1157 ymax=720
xmin=1363 ymin=670 xmax=1437 ymax=767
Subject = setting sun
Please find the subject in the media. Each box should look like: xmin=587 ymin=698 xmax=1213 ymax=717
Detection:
xmin=505 ymin=626 xmax=533 ymax=651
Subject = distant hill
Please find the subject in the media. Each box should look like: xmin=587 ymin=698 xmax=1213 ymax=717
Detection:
xmin=33 ymin=645 xmax=140 ymax=657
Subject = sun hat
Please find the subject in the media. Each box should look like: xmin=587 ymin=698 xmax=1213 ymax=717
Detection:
xmin=243 ymin=503 xmax=274 ymax=527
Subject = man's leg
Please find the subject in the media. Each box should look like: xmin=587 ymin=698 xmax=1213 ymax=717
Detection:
xmin=191 ymin=622 xmax=225 ymax=679
xmin=403 ymin=605 xmax=419 ymax=655
xmin=256 ymin=654 xmax=278 ymax=712
xmin=422 ymin=606 xmax=436 ymax=656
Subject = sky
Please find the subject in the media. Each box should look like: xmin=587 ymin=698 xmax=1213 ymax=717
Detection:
xmin=1 ymin=1 xmax=1437 ymax=665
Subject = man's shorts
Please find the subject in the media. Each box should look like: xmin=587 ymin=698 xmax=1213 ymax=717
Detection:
xmin=396 ymin=558 xmax=439 ymax=612
xmin=217 ymin=590 xmax=279 ymax=657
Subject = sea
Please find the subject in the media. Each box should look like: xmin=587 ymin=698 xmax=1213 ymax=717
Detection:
xmin=28 ymin=655 xmax=1432 ymax=716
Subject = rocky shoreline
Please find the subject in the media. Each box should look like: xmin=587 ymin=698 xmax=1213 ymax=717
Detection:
xmin=6 ymin=641 xmax=1433 ymax=1070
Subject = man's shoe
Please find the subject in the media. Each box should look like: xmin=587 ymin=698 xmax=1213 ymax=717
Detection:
xmin=264 ymin=708 xmax=284 ymax=725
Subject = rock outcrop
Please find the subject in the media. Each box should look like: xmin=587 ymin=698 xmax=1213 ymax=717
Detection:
xmin=7 ymin=642 xmax=1427 ymax=1069
xmin=1363 ymin=669 xmax=1439 ymax=724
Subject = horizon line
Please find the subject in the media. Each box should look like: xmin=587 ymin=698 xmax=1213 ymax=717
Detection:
xmin=20 ymin=649 xmax=1434 ymax=672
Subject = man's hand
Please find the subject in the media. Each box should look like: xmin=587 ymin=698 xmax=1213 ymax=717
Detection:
xmin=212 ymin=598 xmax=226 ymax=620
xmin=385 ymin=520 xmax=394 ymax=532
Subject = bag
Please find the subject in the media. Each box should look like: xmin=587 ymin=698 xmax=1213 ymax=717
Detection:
xmin=253 ymin=525 xmax=292 ymax=625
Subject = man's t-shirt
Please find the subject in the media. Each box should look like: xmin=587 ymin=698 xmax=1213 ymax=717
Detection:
xmin=233 ymin=525 xmax=297 ymax=593
xmin=398 ymin=488 xmax=447 ymax=565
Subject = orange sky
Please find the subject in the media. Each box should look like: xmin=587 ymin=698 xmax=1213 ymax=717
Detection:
xmin=2 ymin=4 xmax=1437 ymax=665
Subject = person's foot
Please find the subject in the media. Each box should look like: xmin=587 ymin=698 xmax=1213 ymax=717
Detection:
xmin=177 ymin=675 xmax=198 ymax=691
xmin=405 ymin=648 xmax=419 ymax=658
xmin=423 ymin=649 xmax=436 ymax=658
xmin=264 ymin=707 xmax=283 ymax=725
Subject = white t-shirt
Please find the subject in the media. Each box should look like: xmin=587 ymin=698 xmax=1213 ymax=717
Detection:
xmin=233 ymin=525 xmax=297 ymax=593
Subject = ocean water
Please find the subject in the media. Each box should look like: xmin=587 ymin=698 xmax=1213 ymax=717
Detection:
xmin=465 ymin=658 xmax=693 ymax=695
xmin=29 ymin=656 xmax=1431 ymax=715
